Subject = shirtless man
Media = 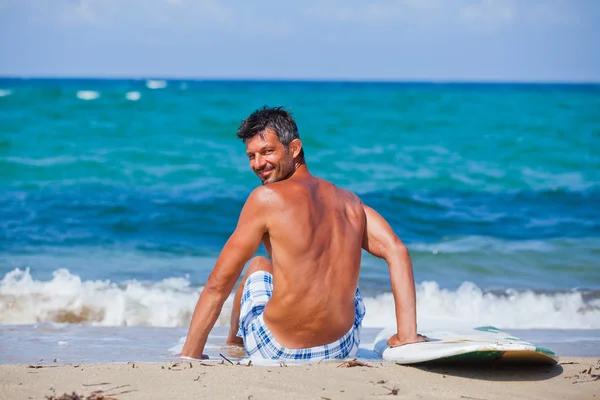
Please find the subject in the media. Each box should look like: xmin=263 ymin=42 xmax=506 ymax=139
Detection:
xmin=181 ymin=106 xmax=427 ymax=360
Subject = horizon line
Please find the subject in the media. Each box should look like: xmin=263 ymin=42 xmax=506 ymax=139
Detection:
xmin=1 ymin=75 xmax=599 ymax=85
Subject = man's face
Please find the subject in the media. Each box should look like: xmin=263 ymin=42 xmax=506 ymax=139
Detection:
xmin=245 ymin=129 xmax=294 ymax=185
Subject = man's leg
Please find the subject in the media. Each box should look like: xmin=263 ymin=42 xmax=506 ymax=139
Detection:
xmin=226 ymin=256 xmax=273 ymax=346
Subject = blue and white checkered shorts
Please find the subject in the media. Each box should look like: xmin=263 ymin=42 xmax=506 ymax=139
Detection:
xmin=236 ymin=270 xmax=366 ymax=361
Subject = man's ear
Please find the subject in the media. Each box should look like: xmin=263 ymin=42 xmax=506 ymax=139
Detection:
xmin=289 ymin=139 xmax=303 ymax=159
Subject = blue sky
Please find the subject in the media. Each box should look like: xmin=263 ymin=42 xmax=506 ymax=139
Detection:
xmin=0 ymin=0 xmax=599 ymax=81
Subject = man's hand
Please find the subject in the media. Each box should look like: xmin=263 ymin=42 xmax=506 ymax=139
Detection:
xmin=387 ymin=333 xmax=429 ymax=347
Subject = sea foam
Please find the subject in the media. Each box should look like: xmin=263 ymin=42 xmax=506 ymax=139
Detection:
xmin=125 ymin=91 xmax=141 ymax=101
xmin=146 ymin=80 xmax=167 ymax=89
xmin=76 ymin=90 xmax=100 ymax=100
xmin=1 ymin=268 xmax=598 ymax=329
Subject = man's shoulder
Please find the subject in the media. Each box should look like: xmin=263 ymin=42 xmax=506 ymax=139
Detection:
xmin=321 ymin=178 xmax=363 ymax=205
xmin=247 ymin=178 xmax=364 ymax=207
xmin=247 ymin=185 xmax=282 ymax=205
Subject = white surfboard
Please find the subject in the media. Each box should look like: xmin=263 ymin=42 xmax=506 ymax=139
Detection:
xmin=374 ymin=326 xmax=558 ymax=365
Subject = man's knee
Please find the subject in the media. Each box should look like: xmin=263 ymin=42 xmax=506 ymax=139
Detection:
xmin=245 ymin=256 xmax=272 ymax=276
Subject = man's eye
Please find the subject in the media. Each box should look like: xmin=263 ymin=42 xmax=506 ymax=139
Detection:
xmin=264 ymin=150 xmax=273 ymax=154
xmin=248 ymin=155 xmax=254 ymax=160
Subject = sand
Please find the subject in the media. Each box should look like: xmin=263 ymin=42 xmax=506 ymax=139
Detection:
xmin=1 ymin=357 xmax=598 ymax=400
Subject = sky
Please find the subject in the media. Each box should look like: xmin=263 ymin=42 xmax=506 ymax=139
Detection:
xmin=0 ymin=0 xmax=599 ymax=82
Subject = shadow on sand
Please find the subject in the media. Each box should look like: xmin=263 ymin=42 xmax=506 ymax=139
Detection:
xmin=411 ymin=360 xmax=563 ymax=382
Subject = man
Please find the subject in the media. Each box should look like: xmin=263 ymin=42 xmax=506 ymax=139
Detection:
xmin=181 ymin=106 xmax=426 ymax=361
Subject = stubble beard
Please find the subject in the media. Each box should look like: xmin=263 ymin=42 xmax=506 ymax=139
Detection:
xmin=256 ymin=150 xmax=295 ymax=185
xmin=258 ymin=161 xmax=293 ymax=185
xmin=256 ymin=164 xmax=277 ymax=185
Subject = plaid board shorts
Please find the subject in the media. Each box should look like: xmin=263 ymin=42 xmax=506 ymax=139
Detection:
xmin=236 ymin=270 xmax=366 ymax=361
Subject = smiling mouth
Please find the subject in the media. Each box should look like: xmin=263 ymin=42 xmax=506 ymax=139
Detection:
xmin=258 ymin=168 xmax=273 ymax=177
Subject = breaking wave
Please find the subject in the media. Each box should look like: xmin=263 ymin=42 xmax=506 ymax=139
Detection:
xmin=1 ymin=268 xmax=598 ymax=329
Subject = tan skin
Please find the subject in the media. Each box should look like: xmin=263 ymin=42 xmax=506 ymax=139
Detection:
xmin=180 ymin=129 xmax=427 ymax=359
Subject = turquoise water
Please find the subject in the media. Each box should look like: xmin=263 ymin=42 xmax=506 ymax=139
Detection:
xmin=0 ymin=79 xmax=599 ymax=330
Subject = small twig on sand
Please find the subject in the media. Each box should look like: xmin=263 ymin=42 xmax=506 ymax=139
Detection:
xmin=460 ymin=396 xmax=488 ymax=400
xmin=572 ymin=375 xmax=600 ymax=384
xmin=219 ymin=353 xmax=234 ymax=365
xmin=102 ymin=384 xmax=130 ymax=393
xmin=337 ymin=359 xmax=372 ymax=368
xmin=370 ymin=380 xmax=387 ymax=385
xmin=382 ymin=386 xmax=399 ymax=395
xmin=104 ymin=389 xmax=137 ymax=397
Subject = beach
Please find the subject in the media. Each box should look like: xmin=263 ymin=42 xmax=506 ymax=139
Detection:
xmin=2 ymin=0 xmax=599 ymax=397
xmin=2 ymin=357 xmax=599 ymax=400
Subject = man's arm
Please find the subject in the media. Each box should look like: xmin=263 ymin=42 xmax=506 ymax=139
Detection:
xmin=180 ymin=187 xmax=273 ymax=359
xmin=361 ymin=203 xmax=425 ymax=346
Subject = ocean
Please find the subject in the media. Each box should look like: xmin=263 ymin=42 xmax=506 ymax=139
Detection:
xmin=1 ymin=78 xmax=599 ymax=363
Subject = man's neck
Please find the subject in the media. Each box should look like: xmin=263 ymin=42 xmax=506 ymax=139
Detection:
xmin=285 ymin=159 xmax=310 ymax=182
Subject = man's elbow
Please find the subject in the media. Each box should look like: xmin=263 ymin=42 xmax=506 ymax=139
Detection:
xmin=386 ymin=238 xmax=410 ymax=262
xmin=203 ymin=277 xmax=232 ymax=300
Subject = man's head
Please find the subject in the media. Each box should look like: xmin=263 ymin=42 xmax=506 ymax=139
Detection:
xmin=237 ymin=106 xmax=304 ymax=185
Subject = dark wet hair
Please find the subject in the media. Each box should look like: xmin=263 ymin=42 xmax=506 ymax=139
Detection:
xmin=236 ymin=106 xmax=304 ymax=158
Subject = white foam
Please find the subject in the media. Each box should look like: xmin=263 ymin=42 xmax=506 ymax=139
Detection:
xmin=125 ymin=91 xmax=141 ymax=101
xmin=146 ymin=80 xmax=167 ymax=89
xmin=364 ymin=281 xmax=600 ymax=329
xmin=522 ymin=167 xmax=594 ymax=192
xmin=76 ymin=90 xmax=100 ymax=100
xmin=0 ymin=89 xmax=12 ymax=97
xmin=1 ymin=268 xmax=598 ymax=329
xmin=4 ymin=155 xmax=81 ymax=167
xmin=409 ymin=236 xmax=557 ymax=254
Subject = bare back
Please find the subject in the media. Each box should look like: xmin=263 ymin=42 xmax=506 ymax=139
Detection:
xmin=261 ymin=176 xmax=365 ymax=348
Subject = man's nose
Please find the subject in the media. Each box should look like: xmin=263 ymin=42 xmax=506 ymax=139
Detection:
xmin=253 ymin=154 xmax=266 ymax=169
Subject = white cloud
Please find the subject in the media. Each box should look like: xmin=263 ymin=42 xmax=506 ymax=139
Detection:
xmin=305 ymin=0 xmax=578 ymax=29
xmin=528 ymin=0 xmax=578 ymax=26
xmin=5 ymin=0 xmax=294 ymax=37
xmin=8 ymin=0 xmax=236 ymax=28
xmin=58 ymin=0 xmax=101 ymax=25
xmin=305 ymin=0 xmax=441 ymax=24
xmin=460 ymin=1 xmax=515 ymax=21
xmin=2 ymin=0 xmax=582 ymax=40
xmin=459 ymin=0 xmax=516 ymax=30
